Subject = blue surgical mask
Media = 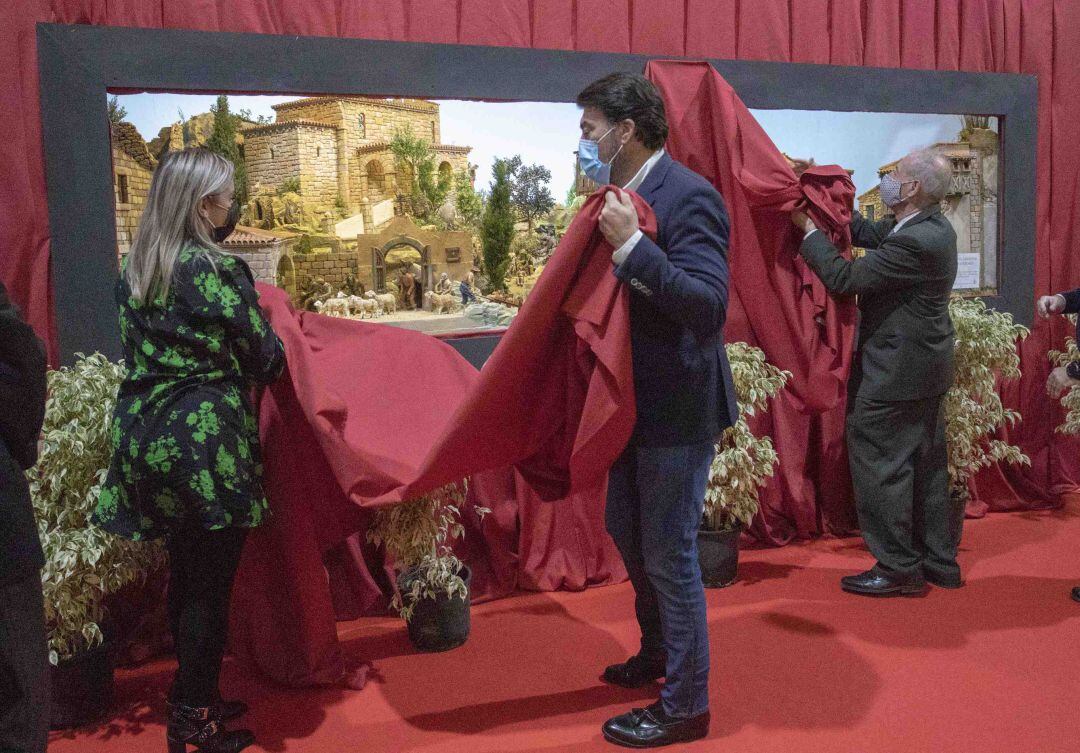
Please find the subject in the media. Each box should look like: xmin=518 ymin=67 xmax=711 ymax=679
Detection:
xmin=880 ymin=172 xmax=912 ymax=208
xmin=578 ymin=126 xmax=623 ymax=186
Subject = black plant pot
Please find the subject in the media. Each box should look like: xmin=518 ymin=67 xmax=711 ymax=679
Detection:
xmin=49 ymin=642 xmax=115 ymax=729
xmin=698 ymin=526 xmax=742 ymax=588
xmin=398 ymin=565 xmax=472 ymax=652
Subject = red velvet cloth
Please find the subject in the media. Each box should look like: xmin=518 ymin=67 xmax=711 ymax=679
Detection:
xmin=231 ymin=189 xmax=649 ymax=684
xmin=646 ymin=60 xmax=861 ymax=541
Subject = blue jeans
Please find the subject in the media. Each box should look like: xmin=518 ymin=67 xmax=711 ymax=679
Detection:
xmin=605 ymin=441 xmax=715 ymax=718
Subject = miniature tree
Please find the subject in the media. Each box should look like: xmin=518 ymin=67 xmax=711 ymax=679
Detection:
xmin=389 ymin=129 xmax=452 ymax=219
xmin=509 ymin=161 xmax=555 ymax=231
xmin=455 ymin=169 xmax=484 ymax=231
xmin=107 ymin=96 xmax=127 ymax=125
xmin=205 ymin=94 xmax=248 ymax=205
xmin=480 ymin=159 xmax=515 ymax=292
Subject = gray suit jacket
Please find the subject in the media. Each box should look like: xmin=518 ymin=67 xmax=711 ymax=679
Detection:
xmin=799 ymin=206 xmax=957 ymax=402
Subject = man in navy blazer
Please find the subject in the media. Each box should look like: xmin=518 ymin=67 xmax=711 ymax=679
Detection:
xmin=576 ymin=73 xmax=736 ymax=748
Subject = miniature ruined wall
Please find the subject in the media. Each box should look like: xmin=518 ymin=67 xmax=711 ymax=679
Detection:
xmin=293 ymin=250 xmax=360 ymax=293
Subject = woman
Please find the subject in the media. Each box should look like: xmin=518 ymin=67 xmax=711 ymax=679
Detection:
xmin=1037 ymin=291 xmax=1080 ymax=604
xmin=92 ymin=148 xmax=285 ymax=753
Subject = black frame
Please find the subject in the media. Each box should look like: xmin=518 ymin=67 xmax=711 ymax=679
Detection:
xmin=38 ymin=23 xmax=1038 ymax=364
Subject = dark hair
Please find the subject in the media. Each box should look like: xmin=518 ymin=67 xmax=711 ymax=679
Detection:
xmin=576 ymin=73 xmax=668 ymax=150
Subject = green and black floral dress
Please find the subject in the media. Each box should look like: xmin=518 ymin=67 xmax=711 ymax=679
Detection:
xmin=92 ymin=247 xmax=286 ymax=541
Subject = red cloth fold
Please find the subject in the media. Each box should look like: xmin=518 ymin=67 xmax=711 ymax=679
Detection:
xmin=231 ymin=189 xmax=650 ymax=684
xmin=646 ymin=60 xmax=858 ymax=415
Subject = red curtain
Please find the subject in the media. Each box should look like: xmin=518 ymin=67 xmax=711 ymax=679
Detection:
xmin=3 ymin=2 xmax=1078 ymax=570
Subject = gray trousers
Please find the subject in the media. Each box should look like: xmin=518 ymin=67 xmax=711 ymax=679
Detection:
xmin=846 ymin=394 xmax=963 ymax=579
xmin=0 ymin=574 xmax=48 ymax=753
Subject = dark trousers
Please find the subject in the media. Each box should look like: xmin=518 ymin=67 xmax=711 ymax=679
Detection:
xmin=166 ymin=524 xmax=248 ymax=707
xmin=605 ymin=441 xmax=715 ymax=718
xmin=0 ymin=573 xmax=48 ymax=753
xmin=846 ymin=394 xmax=962 ymax=580
xmin=460 ymin=282 xmax=476 ymax=305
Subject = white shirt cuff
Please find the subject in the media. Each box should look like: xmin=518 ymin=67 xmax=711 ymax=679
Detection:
xmin=803 ymin=227 xmax=819 ymax=240
xmin=612 ymin=230 xmax=643 ymax=266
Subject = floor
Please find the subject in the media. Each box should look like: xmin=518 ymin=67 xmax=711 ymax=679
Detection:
xmin=49 ymin=504 xmax=1080 ymax=752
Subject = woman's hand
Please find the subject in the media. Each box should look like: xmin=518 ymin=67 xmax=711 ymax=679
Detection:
xmin=1046 ymin=366 xmax=1078 ymax=399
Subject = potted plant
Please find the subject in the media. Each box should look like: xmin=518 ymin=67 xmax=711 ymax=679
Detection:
xmin=944 ymin=297 xmax=1030 ymax=505
xmin=699 ymin=343 xmax=789 ymax=587
xmin=367 ymin=482 xmax=488 ymax=652
xmin=27 ymin=353 xmax=166 ymax=729
xmin=1048 ymin=314 xmax=1080 ymax=434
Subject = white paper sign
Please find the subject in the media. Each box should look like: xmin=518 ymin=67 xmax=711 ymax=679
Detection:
xmin=954 ymin=253 xmax=982 ymax=290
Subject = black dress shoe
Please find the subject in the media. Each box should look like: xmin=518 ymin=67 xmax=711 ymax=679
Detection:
xmin=601 ymin=655 xmax=666 ymax=688
xmin=840 ymin=569 xmax=926 ymax=596
xmin=603 ymin=701 xmax=709 ymax=748
xmin=924 ymin=569 xmax=964 ymax=589
xmin=1071 ymin=586 xmax=1080 ymax=603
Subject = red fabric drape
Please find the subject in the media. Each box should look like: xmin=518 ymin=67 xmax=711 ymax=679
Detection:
xmin=2 ymin=0 xmax=1078 ymax=655
xmin=231 ymin=191 xmax=645 ymax=684
xmin=646 ymin=61 xmax=860 ymax=541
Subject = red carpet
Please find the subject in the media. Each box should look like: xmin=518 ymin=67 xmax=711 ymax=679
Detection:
xmin=50 ymin=504 xmax=1080 ymax=753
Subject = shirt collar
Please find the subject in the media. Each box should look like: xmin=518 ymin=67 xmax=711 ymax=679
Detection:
xmin=890 ymin=211 xmax=919 ymax=234
xmin=623 ymin=149 xmax=665 ymax=192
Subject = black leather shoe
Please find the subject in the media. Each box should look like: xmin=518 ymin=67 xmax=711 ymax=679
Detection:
xmin=840 ymin=569 xmax=926 ymax=596
xmin=924 ymin=569 xmax=964 ymax=589
xmin=1071 ymin=586 xmax=1080 ymax=603
xmin=601 ymin=655 xmax=666 ymax=688
xmin=603 ymin=701 xmax=709 ymax=748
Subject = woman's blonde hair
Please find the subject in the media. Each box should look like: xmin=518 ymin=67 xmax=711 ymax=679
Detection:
xmin=124 ymin=148 xmax=234 ymax=304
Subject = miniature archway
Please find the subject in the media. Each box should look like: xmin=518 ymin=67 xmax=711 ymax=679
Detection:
xmin=371 ymin=235 xmax=430 ymax=294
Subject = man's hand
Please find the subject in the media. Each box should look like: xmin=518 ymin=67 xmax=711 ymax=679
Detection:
xmin=790 ymin=210 xmax=816 ymax=235
xmin=1037 ymin=294 xmax=1067 ymax=319
xmin=1046 ymin=365 xmax=1078 ymax=399
xmin=599 ymin=190 xmax=639 ymax=249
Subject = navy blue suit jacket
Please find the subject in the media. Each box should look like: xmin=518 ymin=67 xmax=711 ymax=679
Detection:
xmin=614 ymin=153 xmax=738 ymax=446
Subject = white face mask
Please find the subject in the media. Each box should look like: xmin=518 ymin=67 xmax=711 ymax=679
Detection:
xmin=880 ymin=173 xmax=914 ymax=208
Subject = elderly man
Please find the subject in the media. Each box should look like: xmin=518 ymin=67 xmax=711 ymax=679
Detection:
xmin=791 ymin=148 xmax=959 ymax=596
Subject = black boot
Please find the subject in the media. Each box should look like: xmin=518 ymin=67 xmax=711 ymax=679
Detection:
xmin=211 ymin=698 xmax=249 ymax=722
xmin=166 ymin=703 xmax=255 ymax=753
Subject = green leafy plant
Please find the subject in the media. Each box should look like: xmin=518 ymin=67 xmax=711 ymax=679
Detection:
xmin=367 ymin=482 xmax=488 ymax=621
xmin=945 ymin=297 xmax=1030 ymax=496
xmin=703 ymin=343 xmax=790 ymax=531
xmin=1047 ymin=314 xmax=1080 ymax=434
xmin=278 ymin=177 xmax=302 ymax=196
xmin=28 ymin=353 xmax=166 ymax=665
xmin=454 ymin=169 xmax=484 ymax=231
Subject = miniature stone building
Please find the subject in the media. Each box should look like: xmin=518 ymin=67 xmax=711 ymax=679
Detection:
xmin=219 ymin=225 xmax=300 ymax=295
xmin=242 ymin=97 xmax=472 ymax=230
xmin=111 ymin=122 xmax=156 ymax=257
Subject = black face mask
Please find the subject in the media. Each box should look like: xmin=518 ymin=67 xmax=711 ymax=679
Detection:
xmin=212 ymin=199 xmax=241 ymax=243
